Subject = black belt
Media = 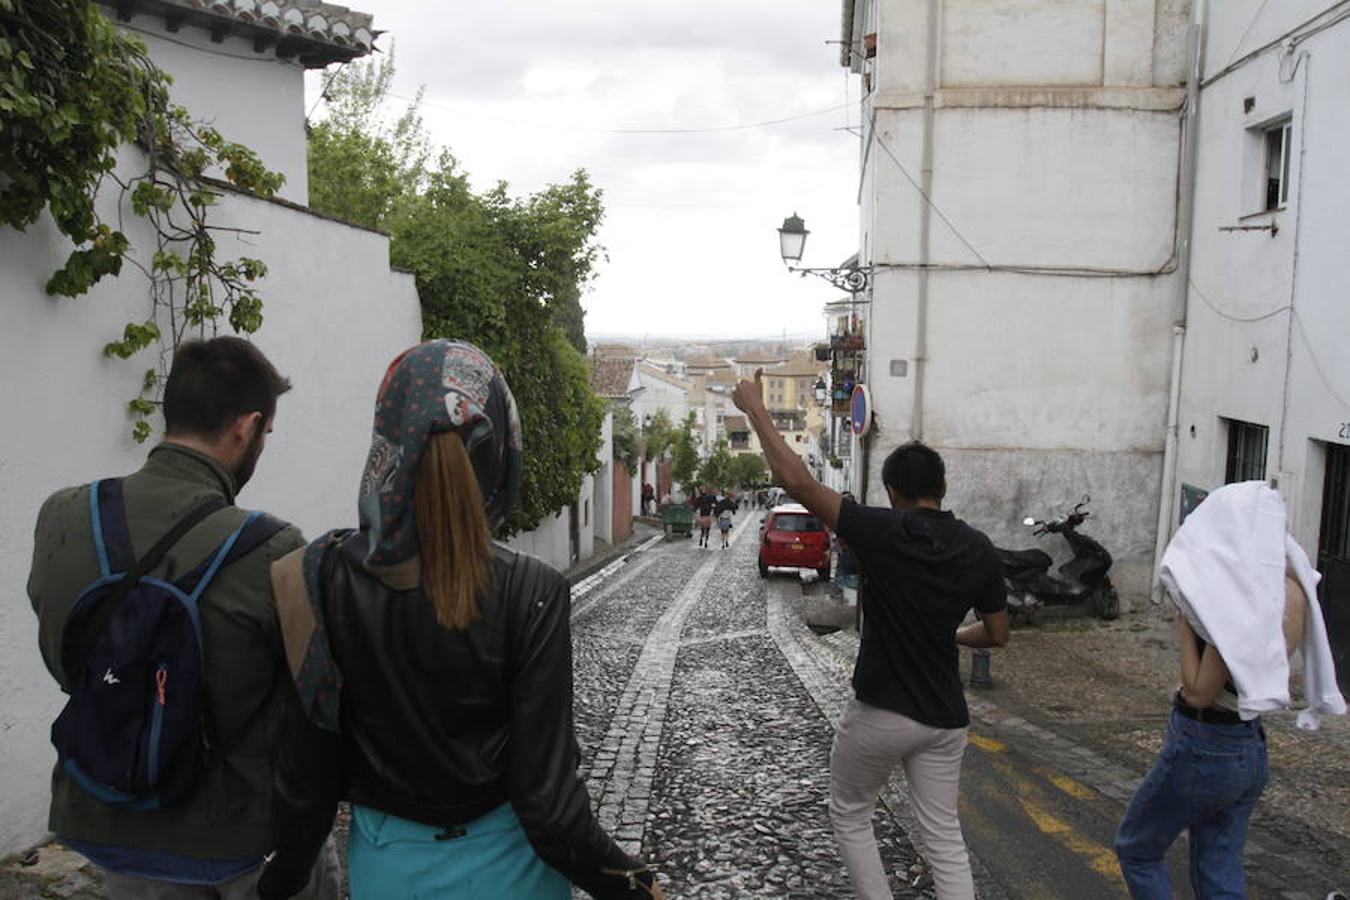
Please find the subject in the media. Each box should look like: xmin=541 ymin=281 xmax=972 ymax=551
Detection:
xmin=1173 ymin=691 xmax=1245 ymax=726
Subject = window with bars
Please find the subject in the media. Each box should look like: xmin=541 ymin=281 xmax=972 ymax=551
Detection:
xmin=1224 ymin=418 xmax=1269 ymax=484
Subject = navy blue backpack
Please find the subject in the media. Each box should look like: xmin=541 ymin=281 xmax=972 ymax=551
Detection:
xmin=51 ymin=478 xmax=285 ymax=811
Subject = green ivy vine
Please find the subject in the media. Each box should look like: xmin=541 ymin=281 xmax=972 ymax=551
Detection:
xmin=1 ymin=0 xmax=282 ymax=441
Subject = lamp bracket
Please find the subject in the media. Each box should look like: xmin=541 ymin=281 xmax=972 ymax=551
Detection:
xmin=788 ymin=265 xmax=870 ymax=293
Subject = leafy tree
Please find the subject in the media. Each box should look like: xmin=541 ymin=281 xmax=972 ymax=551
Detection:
xmin=642 ymin=408 xmax=675 ymax=461
xmin=728 ymin=453 xmax=768 ymax=488
xmin=611 ymin=405 xmax=639 ymax=473
xmin=670 ymin=412 xmax=701 ymax=493
xmin=697 ymin=440 xmax=734 ymax=491
xmin=305 ymin=51 xmax=428 ymax=233
xmin=307 ymin=56 xmax=607 ymax=534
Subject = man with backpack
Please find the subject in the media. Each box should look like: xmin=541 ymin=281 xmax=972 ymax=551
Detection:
xmin=28 ymin=337 xmax=337 ymax=899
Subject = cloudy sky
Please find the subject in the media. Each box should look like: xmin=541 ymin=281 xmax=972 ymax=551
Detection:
xmin=305 ymin=1 xmax=862 ymax=341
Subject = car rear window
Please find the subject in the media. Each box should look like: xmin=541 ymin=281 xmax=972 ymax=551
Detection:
xmin=773 ymin=514 xmax=823 ymax=532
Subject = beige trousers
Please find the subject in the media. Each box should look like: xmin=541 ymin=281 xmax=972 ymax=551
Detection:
xmin=100 ymin=836 xmax=340 ymax=900
xmin=829 ymin=698 xmax=974 ymax=900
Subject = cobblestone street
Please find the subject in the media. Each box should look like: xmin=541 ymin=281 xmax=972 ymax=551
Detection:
xmin=572 ymin=513 xmax=923 ymax=898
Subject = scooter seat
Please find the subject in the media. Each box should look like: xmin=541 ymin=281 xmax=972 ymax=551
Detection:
xmin=997 ymin=548 xmax=1053 ymax=574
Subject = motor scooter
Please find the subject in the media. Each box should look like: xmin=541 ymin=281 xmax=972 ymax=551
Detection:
xmin=996 ymin=495 xmax=1119 ymax=622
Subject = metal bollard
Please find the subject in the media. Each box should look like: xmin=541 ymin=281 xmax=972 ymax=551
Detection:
xmin=969 ymin=648 xmax=993 ymax=687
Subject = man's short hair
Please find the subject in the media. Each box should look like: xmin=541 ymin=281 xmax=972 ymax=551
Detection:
xmin=881 ymin=441 xmax=946 ymax=503
xmin=162 ymin=337 xmax=291 ymax=439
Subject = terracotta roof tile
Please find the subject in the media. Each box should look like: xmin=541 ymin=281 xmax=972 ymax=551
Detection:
xmin=590 ymin=357 xmax=635 ymax=398
xmin=109 ymin=0 xmax=377 ymax=66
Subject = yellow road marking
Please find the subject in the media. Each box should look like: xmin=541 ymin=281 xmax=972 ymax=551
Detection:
xmin=988 ymin=757 xmax=1123 ymax=881
xmin=968 ymin=732 xmax=1007 ymax=753
xmin=1039 ymin=769 xmax=1098 ymax=801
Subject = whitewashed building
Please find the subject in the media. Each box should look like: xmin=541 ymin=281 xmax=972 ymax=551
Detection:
xmin=839 ymin=0 xmax=1194 ymax=596
xmin=1164 ymin=1 xmax=1350 ymax=682
xmin=0 ymin=1 xmax=421 ymax=857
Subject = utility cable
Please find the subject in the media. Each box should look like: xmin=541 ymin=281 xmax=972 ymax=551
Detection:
xmin=390 ymin=92 xmax=853 ymax=135
xmin=1292 ymin=310 xmax=1350 ymax=410
xmin=1188 ymin=276 xmax=1290 ymax=323
xmin=1222 ymin=0 xmax=1272 ymax=69
xmin=306 ymin=60 xmax=350 ymax=122
xmin=870 ymin=131 xmax=993 ymax=270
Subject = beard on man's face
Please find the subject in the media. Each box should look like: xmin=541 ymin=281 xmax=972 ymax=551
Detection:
xmin=232 ymin=418 xmax=268 ymax=492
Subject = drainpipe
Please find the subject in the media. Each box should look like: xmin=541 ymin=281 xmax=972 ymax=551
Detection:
xmin=912 ymin=0 xmax=938 ymax=440
xmin=1151 ymin=2 xmax=1206 ymax=603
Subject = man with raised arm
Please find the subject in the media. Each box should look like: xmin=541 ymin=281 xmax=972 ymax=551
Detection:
xmin=732 ymin=371 xmax=1008 ymax=900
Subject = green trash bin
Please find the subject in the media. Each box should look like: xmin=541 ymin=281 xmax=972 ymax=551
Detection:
xmin=660 ymin=503 xmax=694 ymax=538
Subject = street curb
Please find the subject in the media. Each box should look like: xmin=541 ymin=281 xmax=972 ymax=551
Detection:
xmin=565 ymin=522 xmax=662 ymax=588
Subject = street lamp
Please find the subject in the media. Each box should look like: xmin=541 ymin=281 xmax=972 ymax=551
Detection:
xmin=813 ymin=377 xmax=827 ymax=405
xmin=778 ymin=212 xmax=808 ymax=265
xmin=777 ymin=213 xmax=870 ymax=294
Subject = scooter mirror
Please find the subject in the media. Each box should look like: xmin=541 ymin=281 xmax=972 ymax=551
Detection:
xmin=1022 ymin=517 xmax=1036 ymax=526
xmin=1081 ymin=493 xmax=1091 ymax=504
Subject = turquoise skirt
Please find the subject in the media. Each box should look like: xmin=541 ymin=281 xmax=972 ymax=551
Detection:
xmin=348 ymin=802 xmax=570 ymax=899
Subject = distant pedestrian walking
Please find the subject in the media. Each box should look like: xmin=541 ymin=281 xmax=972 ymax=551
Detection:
xmin=694 ymin=487 xmax=717 ymax=548
xmin=715 ymin=494 xmax=736 ymax=548
xmin=1114 ymin=481 xmax=1344 ymax=899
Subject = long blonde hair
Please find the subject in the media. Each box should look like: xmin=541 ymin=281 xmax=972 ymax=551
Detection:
xmin=414 ymin=432 xmax=491 ymax=630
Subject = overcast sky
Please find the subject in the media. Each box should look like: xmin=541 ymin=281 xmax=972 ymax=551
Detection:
xmin=305 ymin=1 xmax=862 ymax=342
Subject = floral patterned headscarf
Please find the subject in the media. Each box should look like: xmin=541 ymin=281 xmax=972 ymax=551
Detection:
xmin=358 ymin=339 xmax=523 ymax=563
xmin=279 ymin=340 xmax=522 ymax=733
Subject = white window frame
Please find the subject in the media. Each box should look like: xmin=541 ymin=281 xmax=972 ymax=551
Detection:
xmin=1263 ymin=118 xmax=1292 ymax=211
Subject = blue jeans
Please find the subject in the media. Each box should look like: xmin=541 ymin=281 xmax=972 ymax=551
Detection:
xmin=1114 ymin=709 xmax=1268 ymax=899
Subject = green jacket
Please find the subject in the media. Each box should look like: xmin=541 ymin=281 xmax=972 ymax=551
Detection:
xmin=28 ymin=443 xmax=304 ymax=860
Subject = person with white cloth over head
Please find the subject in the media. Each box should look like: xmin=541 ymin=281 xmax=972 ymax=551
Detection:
xmin=1114 ymin=481 xmax=1346 ymax=899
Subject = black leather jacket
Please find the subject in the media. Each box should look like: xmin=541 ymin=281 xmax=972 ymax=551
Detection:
xmin=258 ymin=536 xmax=649 ymax=898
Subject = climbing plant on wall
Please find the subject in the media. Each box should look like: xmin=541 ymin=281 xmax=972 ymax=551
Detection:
xmin=0 ymin=0 xmax=282 ymax=441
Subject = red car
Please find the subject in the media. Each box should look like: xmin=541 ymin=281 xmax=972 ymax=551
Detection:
xmin=758 ymin=503 xmax=831 ymax=579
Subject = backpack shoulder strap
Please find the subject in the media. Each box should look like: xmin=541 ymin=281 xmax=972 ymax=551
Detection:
xmin=88 ymin=479 xmax=134 ymax=577
xmin=175 ymin=512 xmax=290 ymax=600
xmin=62 ymin=492 xmax=227 ymax=682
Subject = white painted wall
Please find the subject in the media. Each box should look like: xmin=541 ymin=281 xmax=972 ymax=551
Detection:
xmin=1172 ymin=1 xmax=1350 ymax=553
xmin=121 ymin=14 xmax=311 ymax=205
xmin=853 ymin=0 xmax=1191 ymax=597
xmin=630 ymin=367 xmax=693 ymax=432
xmin=0 ymin=10 xmax=420 ymax=856
xmin=594 ymin=412 xmax=615 ymax=546
xmin=0 ymin=173 xmax=421 ymax=857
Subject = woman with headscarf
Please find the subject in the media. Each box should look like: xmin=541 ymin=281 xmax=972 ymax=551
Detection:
xmin=257 ymin=341 xmax=662 ymax=899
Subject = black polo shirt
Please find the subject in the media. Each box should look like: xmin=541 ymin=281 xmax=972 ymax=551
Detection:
xmin=836 ymin=497 xmax=1006 ymax=729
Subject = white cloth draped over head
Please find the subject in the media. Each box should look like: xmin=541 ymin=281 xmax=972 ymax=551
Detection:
xmin=1159 ymin=480 xmax=1346 ymax=729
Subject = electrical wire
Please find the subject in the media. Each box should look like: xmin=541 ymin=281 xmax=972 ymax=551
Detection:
xmin=1188 ymin=276 xmax=1290 ymax=323
xmin=870 ymin=131 xmax=994 ymax=270
xmin=1292 ymin=310 xmax=1350 ymax=410
xmin=306 ymin=60 xmax=350 ymax=122
xmin=1222 ymin=0 xmax=1272 ymax=69
xmin=387 ymin=91 xmax=853 ymax=135
xmin=1202 ymin=0 xmax=1350 ymax=88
